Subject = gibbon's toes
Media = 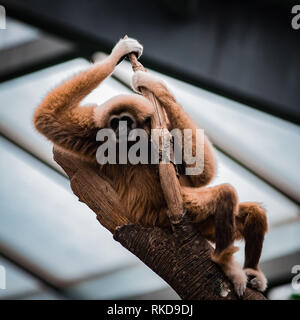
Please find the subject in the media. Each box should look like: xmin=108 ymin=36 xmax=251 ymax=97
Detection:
xmin=131 ymin=70 xmax=162 ymax=93
xmin=221 ymin=260 xmax=247 ymax=297
xmin=112 ymin=37 xmax=143 ymax=63
xmin=244 ymin=268 xmax=268 ymax=292
xmin=231 ymin=267 xmax=248 ymax=297
xmin=211 ymin=247 xmax=247 ymax=297
xmin=234 ymin=278 xmax=247 ymax=298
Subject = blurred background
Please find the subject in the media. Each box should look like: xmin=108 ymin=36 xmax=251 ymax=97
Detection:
xmin=0 ymin=0 xmax=299 ymax=300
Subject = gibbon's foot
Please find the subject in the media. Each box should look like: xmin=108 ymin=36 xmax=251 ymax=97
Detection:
xmin=244 ymin=268 xmax=268 ymax=292
xmin=132 ymin=70 xmax=166 ymax=94
xmin=226 ymin=261 xmax=248 ymax=297
xmin=212 ymin=247 xmax=247 ymax=297
xmin=111 ymin=37 xmax=143 ymax=64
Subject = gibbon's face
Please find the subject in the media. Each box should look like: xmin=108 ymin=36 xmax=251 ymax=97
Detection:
xmin=107 ymin=112 xmax=152 ymax=144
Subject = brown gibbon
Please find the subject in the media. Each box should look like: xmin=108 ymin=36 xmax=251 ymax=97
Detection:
xmin=33 ymin=37 xmax=268 ymax=296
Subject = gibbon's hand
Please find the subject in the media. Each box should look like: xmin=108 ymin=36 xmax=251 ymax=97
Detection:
xmin=131 ymin=70 xmax=166 ymax=94
xmin=111 ymin=37 xmax=143 ymax=65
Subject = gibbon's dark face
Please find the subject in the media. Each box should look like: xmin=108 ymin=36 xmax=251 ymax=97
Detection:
xmin=108 ymin=112 xmax=152 ymax=144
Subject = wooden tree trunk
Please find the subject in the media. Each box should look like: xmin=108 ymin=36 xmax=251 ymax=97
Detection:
xmin=53 ymin=147 xmax=267 ymax=300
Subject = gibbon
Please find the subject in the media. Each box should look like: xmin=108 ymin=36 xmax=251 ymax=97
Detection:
xmin=33 ymin=37 xmax=268 ymax=296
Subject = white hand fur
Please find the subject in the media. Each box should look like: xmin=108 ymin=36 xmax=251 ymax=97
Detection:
xmin=111 ymin=37 xmax=143 ymax=62
xmin=132 ymin=70 xmax=167 ymax=94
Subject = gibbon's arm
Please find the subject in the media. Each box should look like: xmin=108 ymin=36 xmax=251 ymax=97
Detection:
xmin=34 ymin=38 xmax=143 ymax=159
xmin=132 ymin=71 xmax=216 ymax=187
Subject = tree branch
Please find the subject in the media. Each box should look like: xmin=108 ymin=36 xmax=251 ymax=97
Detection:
xmin=53 ymin=147 xmax=129 ymax=233
xmin=53 ymin=147 xmax=266 ymax=300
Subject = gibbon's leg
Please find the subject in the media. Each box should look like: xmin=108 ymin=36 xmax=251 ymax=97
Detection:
xmin=131 ymin=71 xmax=216 ymax=187
xmin=181 ymin=184 xmax=248 ymax=297
xmin=236 ymin=202 xmax=268 ymax=292
xmin=34 ymin=38 xmax=143 ymax=158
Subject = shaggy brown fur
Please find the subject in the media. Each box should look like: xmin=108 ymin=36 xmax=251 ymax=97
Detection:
xmin=33 ymin=38 xmax=268 ymax=296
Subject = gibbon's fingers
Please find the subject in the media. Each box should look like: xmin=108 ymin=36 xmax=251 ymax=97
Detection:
xmin=111 ymin=37 xmax=143 ymax=65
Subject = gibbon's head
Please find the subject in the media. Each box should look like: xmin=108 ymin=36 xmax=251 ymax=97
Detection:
xmin=94 ymin=94 xmax=154 ymax=142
